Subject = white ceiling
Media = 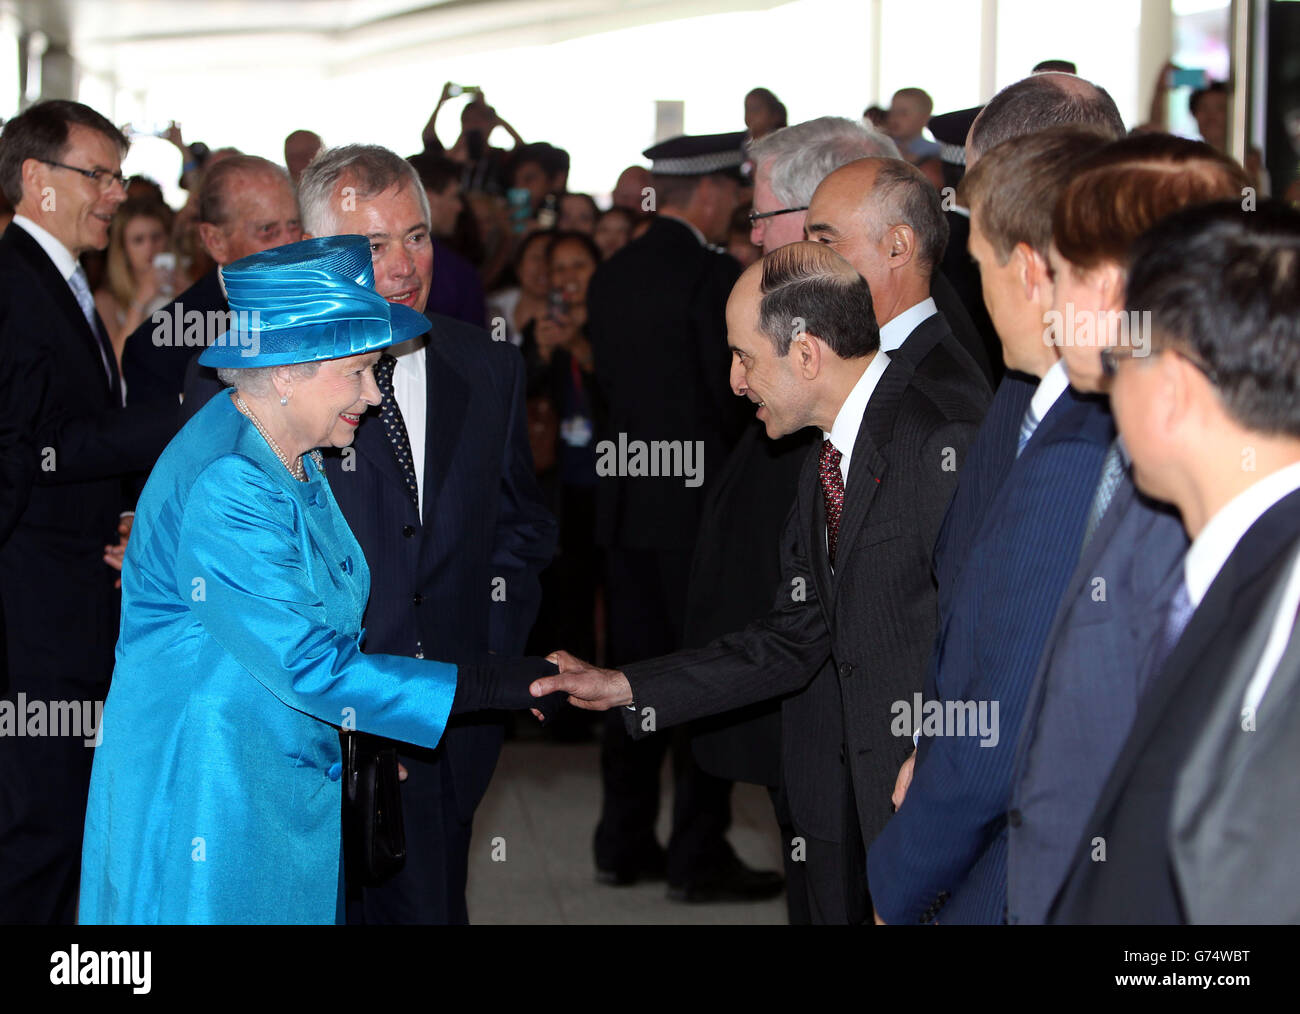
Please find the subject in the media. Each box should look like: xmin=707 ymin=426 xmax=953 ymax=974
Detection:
xmin=13 ymin=0 xmax=787 ymax=88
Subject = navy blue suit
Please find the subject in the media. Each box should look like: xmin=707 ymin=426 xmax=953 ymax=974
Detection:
xmin=180 ymin=313 xmax=556 ymax=923
xmin=867 ymin=375 xmax=1113 ymax=925
xmin=1005 ymin=466 xmax=1187 ymax=923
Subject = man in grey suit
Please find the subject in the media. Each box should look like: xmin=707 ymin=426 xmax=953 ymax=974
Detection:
xmin=1171 ymin=534 xmax=1300 ymax=924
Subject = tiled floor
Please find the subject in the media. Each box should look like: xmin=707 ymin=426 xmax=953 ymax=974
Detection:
xmin=466 ymin=739 xmax=789 ymax=924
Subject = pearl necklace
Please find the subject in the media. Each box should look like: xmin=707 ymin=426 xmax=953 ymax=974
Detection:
xmin=235 ymin=394 xmax=307 ymax=481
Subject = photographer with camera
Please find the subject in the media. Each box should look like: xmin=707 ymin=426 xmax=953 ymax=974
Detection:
xmin=422 ymin=81 xmax=523 ymax=195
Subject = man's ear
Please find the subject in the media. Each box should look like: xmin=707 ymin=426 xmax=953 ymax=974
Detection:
xmin=885 ymin=223 xmax=916 ymax=270
xmin=793 ymin=331 xmax=823 ymax=379
xmin=198 ymin=222 xmax=227 ymax=264
xmin=1015 ymin=242 xmax=1051 ymax=303
xmin=19 ymin=157 xmax=48 ymax=212
xmin=1096 ymin=261 xmax=1125 ymax=311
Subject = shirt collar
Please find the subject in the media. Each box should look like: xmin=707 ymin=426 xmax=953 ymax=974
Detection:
xmin=822 ymin=349 xmax=892 ymax=481
xmin=1028 ymin=358 xmax=1070 ymax=425
xmin=12 ymin=214 xmax=79 ymax=281
xmin=878 ymin=297 xmax=938 ymax=353
xmin=1184 ymin=460 xmax=1300 ymax=608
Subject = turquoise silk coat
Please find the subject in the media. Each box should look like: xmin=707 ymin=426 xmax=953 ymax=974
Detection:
xmin=79 ymin=394 xmax=457 ymax=924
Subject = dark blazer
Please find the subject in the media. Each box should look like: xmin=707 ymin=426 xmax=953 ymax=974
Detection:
xmin=1002 ymin=466 xmax=1187 ymax=924
xmin=180 ymin=313 xmax=557 ymax=820
xmin=1170 ymin=533 xmax=1300 ymax=924
xmin=619 ymin=338 xmax=986 ymax=910
xmin=587 ymin=216 xmax=747 ymax=552
xmin=122 ymin=268 xmax=226 ymax=408
xmin=931 ymin=269 xmax=995 ymax=387
xmin=1049 ymin=488 xmax=1300 ymax=924
xmin=867 ymin=378 xmax=1113 ymax=925
xmin=686 ymin=309 xmax=989 ymax=788
xmin=0 ymin=222 xmax=172 ymax=922
xmin=427 ymin=239 xmax=487 ymax=329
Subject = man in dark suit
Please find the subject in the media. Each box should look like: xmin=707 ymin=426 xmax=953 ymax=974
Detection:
xmin=1050 ymin=201 xmax=1300 ymax=924
xmin=0 ymin=100 xmax=174 ymax=923
xmin=689 ymin=121 xmax=990 ymax=922
xmin=121 ymin=155 xmax=302 ymax=408
xmin=866 ymin=128 xmax=1115 ymax=925
xmin=534 ymin=241 xmax=986 ymax=923
xmin=585 ymin=132 xmax=783 ymax=900
xmin=1002 ymin=136 xmax=1249 ymax=925
xmin=182 ymin=145 xmax=556 ymax=924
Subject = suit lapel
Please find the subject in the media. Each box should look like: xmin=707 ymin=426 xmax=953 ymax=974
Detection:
xmin=421 ymin=329 xmax=470 ymax=527
xmin=6 ymin=225 xmax=114 ymax=393
xmin=832 ymin=354 xmax=911 ymax=578
xmin=801 ymin=449 xmax=835 ymax=614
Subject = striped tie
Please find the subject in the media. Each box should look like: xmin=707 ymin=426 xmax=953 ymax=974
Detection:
xmin=1016 ymin=402 xmax=1039 ymax=457
xmin=1080 ymin=441 xmax=1126 ymax=551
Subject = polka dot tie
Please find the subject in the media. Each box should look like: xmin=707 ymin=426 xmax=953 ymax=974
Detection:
xmin=819 ymin=439 xmax=844 ymax=566
xmin=373 ymin=352 xmax=420 ymax=511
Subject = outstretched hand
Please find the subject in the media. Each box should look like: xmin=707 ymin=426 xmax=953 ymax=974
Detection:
xmin=530 ymin=650 xmax=634 ymax=712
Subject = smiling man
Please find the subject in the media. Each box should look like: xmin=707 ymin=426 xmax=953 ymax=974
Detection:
xmin=535 ymin=242 xmax=984 ymax=922
xmin=0 ymin=99 xmax=175 ymax=924
xmin=181 ymin=144 xmax=556 ymax=924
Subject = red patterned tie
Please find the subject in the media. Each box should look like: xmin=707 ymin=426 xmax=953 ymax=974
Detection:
xmin=820 ymin=439 xmax=845 ymax=565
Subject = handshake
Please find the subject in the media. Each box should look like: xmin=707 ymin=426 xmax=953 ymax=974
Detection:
xmin=528 ymin=651 xmax=635 ymax=715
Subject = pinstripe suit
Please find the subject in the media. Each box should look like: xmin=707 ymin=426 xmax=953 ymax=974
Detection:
xmin=867 ymin=380 xmax=1113 ymax=925
xmin=617 ymin=332 xmax=987 ymax=922
xmin=1004 ymin=468 xmax=1187 ymax=923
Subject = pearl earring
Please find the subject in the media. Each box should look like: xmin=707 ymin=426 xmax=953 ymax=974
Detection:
xmin=280 ymin=394 xmax=289 ymax=406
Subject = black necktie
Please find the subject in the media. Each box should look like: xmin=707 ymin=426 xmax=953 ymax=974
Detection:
xmin=372 ymin=353 xmax=420 ymax=511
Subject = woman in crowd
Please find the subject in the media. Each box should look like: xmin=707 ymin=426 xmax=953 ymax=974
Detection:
xmin=558 ymin=192 xmax=599 ymax=234
xmin=94 ymin=197 xmax=175 ymax=368
xmin=1045 ymin=133 xmax=1250 ymax=392
xmin=520 ymin=231 xmax=603 ymax=670
xmin=486 ymin=227 xmax=552 ymax=346
xmin=593 ymin=206 xmax=635 ymax=260
xmin=79 ymin=236 xmax=560 ymax=924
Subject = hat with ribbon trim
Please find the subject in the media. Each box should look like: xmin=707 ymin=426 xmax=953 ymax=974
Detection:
xmin=198 ymin=235 xmax=429 ymax=367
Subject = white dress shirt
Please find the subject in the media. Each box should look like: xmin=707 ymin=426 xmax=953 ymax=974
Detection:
xmin=1183 ymin=461 xmax=1300 ymax=611
xmin=1026 ymin=358 xmax=1070 ymax=436
xmin=388 ymin=334 xmax=429 ymax=518
xmin=878 ymin=297 xmax=938 ymax=354
xmin=822 ymin=349 xmax=892 ymax=487
xmin=1241 ymin=538 xmax=1300 ymax=719
xmin=12 ymin=214 xmax=78 ymax=279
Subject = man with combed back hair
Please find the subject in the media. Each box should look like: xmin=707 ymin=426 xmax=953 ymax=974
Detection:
xmin=535 ymin=241 xmax=986 ymax=923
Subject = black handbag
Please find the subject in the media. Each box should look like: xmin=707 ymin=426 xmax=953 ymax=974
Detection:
xmin=340 ymin=731 xmax=407 ymax=885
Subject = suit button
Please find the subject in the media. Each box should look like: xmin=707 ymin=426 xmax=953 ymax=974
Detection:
xmin=839 ymin=747 xmax=846 ymax=765
xmin=412 ymin=592 xmax=424 ymax=606
xmin=839 ymin=662 xmax=853 ymax=678
xmin=327 ymin=762 xmax=342 ymax=782
xmin=402 ymin=524 xmax=415 ymax=538
xmin=1008 ymin=809 xmax=1023 ymax=828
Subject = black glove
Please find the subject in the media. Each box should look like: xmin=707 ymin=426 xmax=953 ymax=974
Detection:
xmin=450 ymin=654 xmax=566 ymax=723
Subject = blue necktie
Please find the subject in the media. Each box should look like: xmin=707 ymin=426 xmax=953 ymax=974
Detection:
xmin=68 ymin=264 xmax=121 ymax=405
xmin=1016 ymin=402 xmax=1040 ymax=457
xmin=1147 ymin=580 xmax=1195 ymax=685
xmin=1081 ymin=440 xmax=1126 ymax=550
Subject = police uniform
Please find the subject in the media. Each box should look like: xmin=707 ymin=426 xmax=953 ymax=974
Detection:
xmin=585 ymin=132 xmax=782 ymax=899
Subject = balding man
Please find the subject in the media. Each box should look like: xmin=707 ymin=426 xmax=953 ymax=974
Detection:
xmin=284 ymin=129 xmax=323 ymax=184
xmin=807 ymin=156 xmax=992 ymax=402
xmin=535 ymin=241 xmax=987 ymax=923
xmin=121 ymin=155 xmax=302 ymax=409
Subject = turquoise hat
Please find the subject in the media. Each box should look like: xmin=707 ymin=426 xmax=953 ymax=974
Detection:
xmin=197 ymin=235 xmax=430 ymax=368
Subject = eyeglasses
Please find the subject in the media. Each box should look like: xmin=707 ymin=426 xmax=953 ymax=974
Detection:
xmin=747 ymin=205 xmax=808 ymax=226
xmin=40 ymin=160 xmax=128 ymax=192
xmin=1100 ymin=346 xmax=1220 ymax=384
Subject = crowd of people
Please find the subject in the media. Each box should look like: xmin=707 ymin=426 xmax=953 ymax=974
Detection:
xmin=0 ymin=60 xmax=1297 ymax=926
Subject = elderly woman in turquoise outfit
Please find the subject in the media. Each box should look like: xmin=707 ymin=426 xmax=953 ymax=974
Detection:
xmin=79 ymin=236 xmax=558 ymax=924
